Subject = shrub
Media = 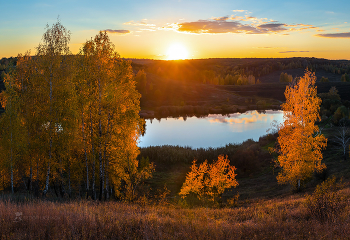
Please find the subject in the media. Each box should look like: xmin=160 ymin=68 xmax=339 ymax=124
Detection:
xmin=179 ymin=155 xmax=238 ymax=203
xmin=341 ymin=73 xmax=350 ymax=82
xmin=305 ymin=176 xmax=345 ymax=222
xmin=280 ymin=72 xmax=293 ymax=82
xmin=320 ymin=76 xmax=329 ymax=82
xmin=333 ymin=105 xmax=349 ymax=125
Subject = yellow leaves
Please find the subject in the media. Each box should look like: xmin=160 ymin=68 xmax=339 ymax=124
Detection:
xmin=0 ymin=91 xmax=7 ymax=109
xmin=275 ymin=70 xmax=327 ymax=187
xmin=179 ymin=155 xmax=238 ymax=202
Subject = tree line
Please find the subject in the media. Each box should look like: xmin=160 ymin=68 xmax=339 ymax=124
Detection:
xmin=0 ymin=21 xmax=153 ymax=201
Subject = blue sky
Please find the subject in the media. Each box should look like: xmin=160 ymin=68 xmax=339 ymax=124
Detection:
xmin=1 ymin=0 xmax=350 ymax=59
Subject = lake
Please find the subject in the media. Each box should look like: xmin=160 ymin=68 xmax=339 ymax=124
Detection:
xmin=138 ymin=110 xmax=283 ymax=149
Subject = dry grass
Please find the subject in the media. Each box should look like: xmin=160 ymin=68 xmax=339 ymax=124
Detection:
xmin=1 ymin=188 xmax=350 ymax=239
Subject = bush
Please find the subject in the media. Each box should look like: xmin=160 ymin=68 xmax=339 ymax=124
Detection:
xmin=305 ymin=176 xmax=345 ymax=222
xmin=279 ymin=72 xmax=293 ymax=82
xmin=320 ymin=76 xmax=329 ymax=82
xmin=179 ymin=155 xmax=238 ymax=204
xmin=333 ymin=105 xmax=349 ymax=125
xmin=341 ymin=73 xmax=350 ymax=82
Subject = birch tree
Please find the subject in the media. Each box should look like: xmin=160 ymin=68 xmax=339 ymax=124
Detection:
xmin=0 ymin=71 xmax=24 ymax=193
xmin=333 ymin=121 xmax=350 ymax=161
xmin=33 ymin=20 xmax=76 ymax=196
xmin=274 ymin=71 xmax=327 ymax=191
xmin=77 ymin=31 xmax=152 ymax=201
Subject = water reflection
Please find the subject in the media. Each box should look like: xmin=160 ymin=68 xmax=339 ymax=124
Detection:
xmin=138 ymin=110 xmax=283 ymax=149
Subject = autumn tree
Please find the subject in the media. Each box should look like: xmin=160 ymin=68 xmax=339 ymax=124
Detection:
xmin=0 ymin=67 xmax=25 ymax=193
xmin=274 ymin=71 xmax=327 ymax=191
xmin=280 ymin=72 xmax=293 ymax=83
xmin=0 ymin=22 xmax=151 ymax=200
xmin=179 ymin=155 xmax=238 ymax=203
xmin=135 ymin=69 xmax=147 ymax=94
xmin=77 ymin=31 xmax=152 ymax=201
xmin=341 ymin=73 xmax=350 ymax=82
xmin=33 ymin=20 xmax=77 ymax=197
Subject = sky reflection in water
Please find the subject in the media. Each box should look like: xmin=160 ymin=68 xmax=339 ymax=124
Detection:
xmin=138 ymin=110 xmax=283 ymax=149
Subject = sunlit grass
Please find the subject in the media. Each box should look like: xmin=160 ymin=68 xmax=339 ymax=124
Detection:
xmin=1 ymin=187 xmax=349 ymax=239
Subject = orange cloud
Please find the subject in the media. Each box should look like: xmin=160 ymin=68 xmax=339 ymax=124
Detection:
xmin=104 ymin=29 xmax=130 ymax=35
xmin=128 ymin=12 xmax=319 ymax=36
xmin=166 ymin=14 xmax=318 ymax=35
xmin=176 ymin=20 xmax=258 ymax=34
xmin=279 ymin=51 xmax=309 ymax=53
xmin=315 ymin=32 xmax=350 ymax=38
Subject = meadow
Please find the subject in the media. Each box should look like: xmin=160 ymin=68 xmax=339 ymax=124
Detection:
xmin=1 ymin=185 xmax=349 ymax=239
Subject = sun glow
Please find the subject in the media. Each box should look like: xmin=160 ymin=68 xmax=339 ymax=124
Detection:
xmin=166 ymin=43 xmax=189 ymax=60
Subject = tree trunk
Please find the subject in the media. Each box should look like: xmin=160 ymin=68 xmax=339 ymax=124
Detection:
xmin=43 ymin=152 xmax=51 ymax=197
xmin=82 ymin=110 xmax=89 ymax=198
xmin=53 ymin=181 xmax=59 ymax=197
xmin=68 ymin=162 xmax=71 ymax=198
xmin=9 ymin=78 xmax=14 ymax=193
xmin=90 ymin=107 xmax=96 ymax=200
xmin=105 ymin=155 xmax=109 ymax=200
xmin=29 ymin=162 xmax=32 ymax=191
xmin=10 ymin=161 xmax=13 ymax=194
xmin=35 ymin=159 xmax=39 ymax=197
xmin=43 ymin=70 xmax=53 ymax=197
xmin=99 ymin=118 xmax=104 ymax=201
xmin=104 ymin=113 xmax=110 ymax=200
xmin=98 ymin=77 xmax=104 ymax=201
xmin=58 ymin=157 xmax=66 ymax=198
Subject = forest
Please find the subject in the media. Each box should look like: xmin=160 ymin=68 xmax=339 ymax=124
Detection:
xmin=129 ymin=56 xmax=350 ymax=119
xmin=1 ymin=21 xmax=350 ymax=239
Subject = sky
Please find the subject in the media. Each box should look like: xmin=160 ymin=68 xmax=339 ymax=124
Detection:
xmin=1 ymin=0 xmax=350 ymax=60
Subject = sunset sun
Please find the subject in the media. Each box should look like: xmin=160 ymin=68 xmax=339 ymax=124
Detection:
xmin=166 ymin=43 xmax=189 ymax=60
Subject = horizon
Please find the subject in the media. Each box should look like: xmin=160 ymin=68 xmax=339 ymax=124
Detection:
xmin=1 ymin=0 xmax=350 ymax=60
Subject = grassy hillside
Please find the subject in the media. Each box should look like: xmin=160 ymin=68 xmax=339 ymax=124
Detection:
xmin=1 ymin=184 xmax=349 ymax=239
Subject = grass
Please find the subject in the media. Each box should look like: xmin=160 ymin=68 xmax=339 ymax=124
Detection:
xmin=1 ymin=187 xmax=349 ymax=239
xmin=1 ymin=127 xmax=349 ymax=239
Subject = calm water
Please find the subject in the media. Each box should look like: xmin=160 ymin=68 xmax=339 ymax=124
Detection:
xmin=138 ymin=110 xmax=283 ymax=149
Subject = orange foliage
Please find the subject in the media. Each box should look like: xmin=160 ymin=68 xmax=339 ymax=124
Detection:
xmin=275 ymin=71 xmax=327 ymax=187
xmin=179 ymin=155 xmax=238 ymax=202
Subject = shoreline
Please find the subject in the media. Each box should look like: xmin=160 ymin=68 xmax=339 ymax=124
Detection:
xmin=139 ymin=104 xmax=282 ymax=119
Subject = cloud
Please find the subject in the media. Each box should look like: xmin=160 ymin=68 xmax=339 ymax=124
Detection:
xmin=176 ymin=20 xmax=259 ymax=34
xmin=279 ymin=51 xmax=309 ymax=53
xmin=129 ymin=11 xmax=318 ymax=35
xmin=123 ymin=20 xmax=157 ymax=32
xmin=212 ymin=16 xmax=230 ymax=21
xmin=255 ymin=47 xmax=279 ymax=49
xmin=104 ymin=29 xmax=130 ymax=35
xmin=257 ymin=23 xmax=287 ymax=32
xmin=315 ymin=32 xmax=350 ymax=38
xmin=165 ymin=14 xmax=317 ymax=35
xmin=174 ymin=21 xmax=293 ymax=34
xmin=208 ymin=111 xmax=269 ymax=125
xmin=123 ymin=20 xmax=155 ymax=27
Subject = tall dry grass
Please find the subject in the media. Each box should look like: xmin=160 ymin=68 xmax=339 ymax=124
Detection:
xmin=1 ymin=187 xmax=349 ymax=239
